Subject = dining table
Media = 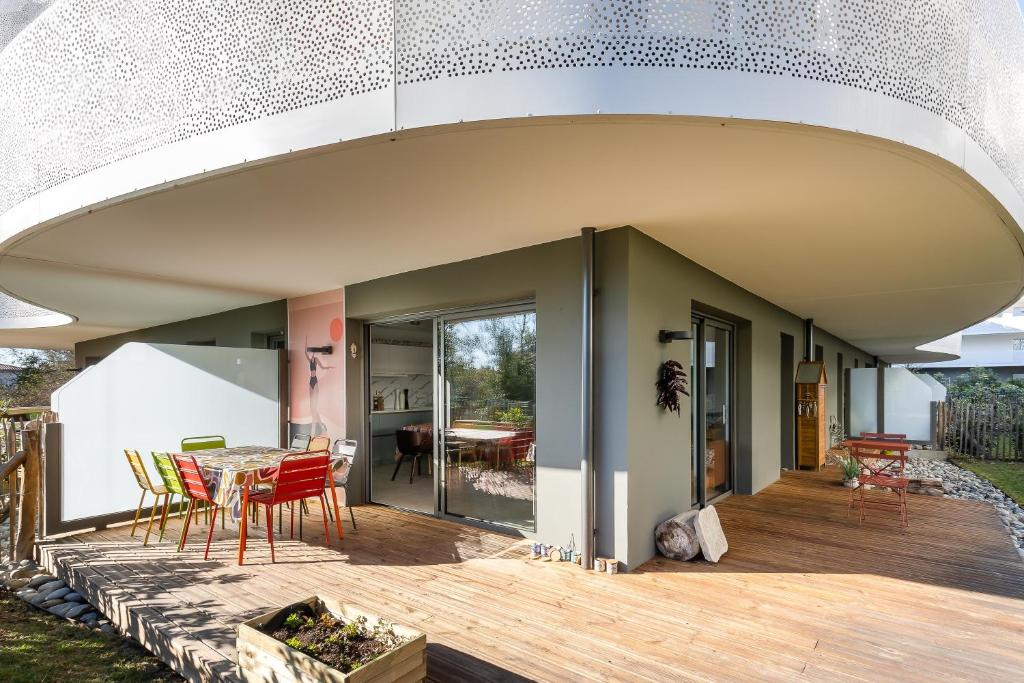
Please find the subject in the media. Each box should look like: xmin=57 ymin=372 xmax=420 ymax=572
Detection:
xmin=177 ymin=445 xmax=344 ymax=564
xmin=445 ymin=427 xmax=519 ymax=469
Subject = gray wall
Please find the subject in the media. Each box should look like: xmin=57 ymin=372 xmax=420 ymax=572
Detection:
xmin=344 ymin=238 xmax=584 ymax=551
xmin=74 ymin=300 xmax=287 ymax=367
xmin=615 ymin=230 xmax=874 ymax=568
xmin=342 ymin=228 xmax=874 ymax=570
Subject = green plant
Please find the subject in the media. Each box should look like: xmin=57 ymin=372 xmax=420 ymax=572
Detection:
xmin=494 ymin=405 xmax=532 ymax=428
xmin=839 ymin=456 xmax=860 ymax=481
xmin=283 ymin=612 xmax=304 ymax=629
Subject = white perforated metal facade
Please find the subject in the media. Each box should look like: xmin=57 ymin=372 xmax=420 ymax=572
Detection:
xmin=1 ymin=0 xmax=1022 ymax=220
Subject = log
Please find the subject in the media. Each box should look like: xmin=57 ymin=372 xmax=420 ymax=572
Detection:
xmin=15 ymin=426 xmax=40 ymax=563
xmin=655 ymin=510 xmax=701 ymax=561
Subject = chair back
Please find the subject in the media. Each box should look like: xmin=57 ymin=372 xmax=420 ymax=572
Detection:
xmin=859 ymin=432 xmax=907 ymax=441
xmin=152 ymin=451 xmax=187 ymax=496
xmin=290 ymin=434 xmax=311 ymax=450
xmin=395 ymin=429 xmax=422 ymax=456
xmin=181 ymin=435 xmax=226 ymax=451
xmin=172 ymin=454 xmax=215 ymax=502
xmin=308 ymin=435 xmax=331 ymax=452
xmin=124 ymin=449 xmax=156 ymax=491
xmin=270 ymin=452 xmax=332 ymax=505
xmin=331 ymin=439 xmax=358 ymax=485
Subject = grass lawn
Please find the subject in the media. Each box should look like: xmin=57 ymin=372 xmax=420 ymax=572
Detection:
xmin=953 ymin=458 xmax=1024 ymax=506
xmin=0 ymin=589 xmax=181 ymax=683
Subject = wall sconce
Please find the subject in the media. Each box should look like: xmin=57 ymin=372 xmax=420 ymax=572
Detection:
xmin=306 ymin=345 xmax=333 ymax=355
xmin=658 ymin=330 xmax=693 ymax=343
xmin=349 ymin=342 xmax=358 ymax=359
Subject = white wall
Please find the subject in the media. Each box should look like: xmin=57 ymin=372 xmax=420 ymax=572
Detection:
xmin=848 ymin=369 xmax=878 ymax=436
xmin=52 ymin=343 xmax=280 ymax=522
xmin=884 ymin=368 xmax=934 ymax=442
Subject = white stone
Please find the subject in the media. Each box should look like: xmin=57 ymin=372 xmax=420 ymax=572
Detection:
xmin=655 ymin=510 xmax=701 ymax=561
xmin=694 ymin=505 xmax=728 ymax=563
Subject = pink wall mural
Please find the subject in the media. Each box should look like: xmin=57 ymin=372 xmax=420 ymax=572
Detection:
xmin=288 ymin=290 xmax=345 ymax=440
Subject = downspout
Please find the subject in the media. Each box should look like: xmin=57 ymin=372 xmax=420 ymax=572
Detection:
xmin=803 ymin=318 xmax=814 ymax=361
xmin=580 ymin=227 xmax=595 ymax=571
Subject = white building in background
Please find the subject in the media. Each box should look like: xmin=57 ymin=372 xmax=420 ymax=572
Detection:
xmin=914 ymin=297 xmax=1024 ymax=381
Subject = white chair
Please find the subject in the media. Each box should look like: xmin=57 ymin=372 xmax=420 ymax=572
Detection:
xmin=325 ymin=439 xmax=358 ymax=529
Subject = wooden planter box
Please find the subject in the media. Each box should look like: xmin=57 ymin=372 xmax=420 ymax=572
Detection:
xmin=238 ymin=596 xmax=426 ymax=683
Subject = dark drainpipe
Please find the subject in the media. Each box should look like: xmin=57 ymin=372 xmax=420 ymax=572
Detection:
xmin=580 ymin=227 xmax=595 ymax=571
xmin=804 ymin=318 xmax=815 ymax=362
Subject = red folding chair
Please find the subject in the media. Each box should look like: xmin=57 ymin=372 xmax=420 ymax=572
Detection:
xmin=173 ymin=454 xmax=220 ymax=559
xmin=844 ymin=440 xmax=910 ymax=527
xmin=249 ymin=451 xmax=333 ymax=563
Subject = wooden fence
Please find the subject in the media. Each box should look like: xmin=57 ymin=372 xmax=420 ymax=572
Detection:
xmin=942 ymin=401 xmax=1024 ymax=461
xmin=1 ymin=410 xmax=51 ymax=561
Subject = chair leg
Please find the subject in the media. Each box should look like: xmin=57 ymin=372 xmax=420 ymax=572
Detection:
xmin=143 ymin=493 xmax=162 ymax=546
xmin=409 ymin=455 xmax=418 ymax=484
xmin=325 ymin=493 xmax=334 ymax=522
xmin=858 ymin=484 xmax=866 ymax=525
xmin=178 ymin=499 xmax=196 ymax=552
xmin=391 ymin=455 xmax=405 ymax=481
xmin=290 ymin=503 xmax=295 ymax=539
xmin=278 ymin=504 xmax=283 ymax=535
xmin=348 ymin=505 xmax=357 ymax=530
xmin=130 ymin=490 xmax=146 ymax=537
xmin=265 ymin=505 xmax=275 ymax=563
xmin=204 ymin=504 xmax=218 ymax=560
xmin=158 ymin=493 xmax=172 ymax=542
xmin=320 ymin=495 xmax=331 ymax=545
xmin=221 ymin=506 xmax=225 ymax=529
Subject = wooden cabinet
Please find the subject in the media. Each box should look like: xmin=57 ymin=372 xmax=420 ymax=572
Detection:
xmin=795 ymin=361 xmax=827 ymax=471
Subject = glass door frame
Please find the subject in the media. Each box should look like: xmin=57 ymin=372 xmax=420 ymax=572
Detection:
xmin=362 ymin=299 xmax=536 ymax=535
xmin=435 ymin=302 xmax=538 ymax=532
xmin=691 ymin=312 xmax=736 ymax=508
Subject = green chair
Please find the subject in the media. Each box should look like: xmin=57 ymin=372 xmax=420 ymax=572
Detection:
xmin=181 ymin=435 xmax=226 ymax=452
xmin=152 ymin=451 xmax=191 ymax=545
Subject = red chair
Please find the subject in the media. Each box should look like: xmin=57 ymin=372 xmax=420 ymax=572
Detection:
xmin=249 ymin=452 xmax=333 ymax=563
xmin=172 ymin=454 xmax=220 ymax=559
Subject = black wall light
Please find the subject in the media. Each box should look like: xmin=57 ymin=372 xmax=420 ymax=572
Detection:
xmin=658 ymin=329 xmax=693 ymax=343
xmin=306 ymin=345 xmax=333 ymax=354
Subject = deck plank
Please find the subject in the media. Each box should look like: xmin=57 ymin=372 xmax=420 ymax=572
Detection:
xmin=37 ymin=469 xmax=1024 ymax=682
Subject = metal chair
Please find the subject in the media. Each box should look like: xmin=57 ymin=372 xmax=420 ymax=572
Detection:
xmin=249 ymin=452 xmax=333 ymax=563
xmin=151 ymin=451 xmax=191 ymax=545
xmin=181 ymin=435 xmax=227 ymax=451
xmin=173 ymin=454 xmax=221 ymax=559
xmin=323 ymin=439 xmax=358 ymax=530
xmin=124 ymin=449 xmax=168 ymax=546
xmin=308 ymin=435 xmax=330 ymax=452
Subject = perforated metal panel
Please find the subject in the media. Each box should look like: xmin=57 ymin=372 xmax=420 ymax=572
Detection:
xmin=1 ymin=0 xmax=1022 ymax=219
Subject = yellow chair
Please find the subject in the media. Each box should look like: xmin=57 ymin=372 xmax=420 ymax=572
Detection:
xmin=308 ymin=435 xmax=330 ymax=452
xmin=124 ymin=449 xmax=168 ymax=546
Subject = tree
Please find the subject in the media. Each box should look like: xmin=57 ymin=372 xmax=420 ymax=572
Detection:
xmin=1 ymin=349 xmax=75 ymax=408
xmin=945 ymin=367 xmax=1024 ymax=405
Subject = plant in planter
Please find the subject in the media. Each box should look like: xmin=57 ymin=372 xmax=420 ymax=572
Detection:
xmin=238 ymin=596 xmax=426 ymax=682
xmin=655 ymin=360 xmax=690 ymax=415
xmin=839 ymin=455 xmax=860 ymax=488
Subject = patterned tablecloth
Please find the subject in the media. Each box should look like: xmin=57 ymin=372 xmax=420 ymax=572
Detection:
xmin=180 ymin=446 xmax=322 ymax=521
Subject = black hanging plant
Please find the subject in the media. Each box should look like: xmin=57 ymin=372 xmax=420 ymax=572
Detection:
xmin=656 ymin=360 xmax=690 ymax=416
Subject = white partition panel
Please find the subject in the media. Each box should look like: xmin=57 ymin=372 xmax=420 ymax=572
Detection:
xmin=883 ymin=368 xmax=934 ymax=442
xmin=52 ymin=343 xmax=280 ymax=522
xmin=848 ymin=369 xmax=878 ymax=437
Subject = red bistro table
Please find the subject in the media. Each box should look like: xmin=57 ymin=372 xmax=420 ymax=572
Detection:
xmin=841 ymin=438 xmax=911 ymax=526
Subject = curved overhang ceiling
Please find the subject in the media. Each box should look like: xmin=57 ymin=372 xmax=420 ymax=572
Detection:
xmin=0 ymin=116 xmax=1019 ymax=362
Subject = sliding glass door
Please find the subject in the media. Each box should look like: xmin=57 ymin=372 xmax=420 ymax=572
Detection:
xmin=692 ymin=314 xmax=734 ymax=506
xmin=439 ymin=308 xmax=536 ymax=530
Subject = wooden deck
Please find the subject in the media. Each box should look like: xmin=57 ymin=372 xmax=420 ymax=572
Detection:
xmin=38 ymin=469 xmax=1024 ymax=682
